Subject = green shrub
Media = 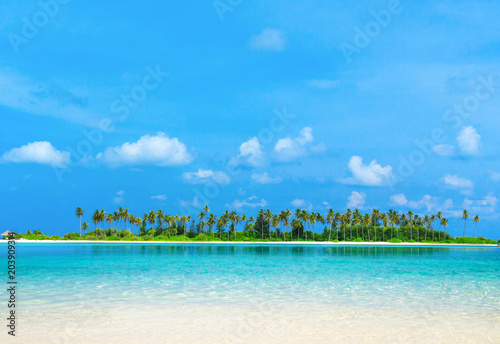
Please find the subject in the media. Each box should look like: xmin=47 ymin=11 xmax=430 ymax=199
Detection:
xmin=389 ymin=238 xmax=402 ymax=243
xmin=407 ymin=239 xmax=416 ymax=243
xmin=353 ymin=237 xmax=363 ymax=242
xmin=129 ymin=236 xmax=142 ymax=241
xmin=453 ymin=237 xmax=496 ymax=244
xmin=142 ymin=235 xmax=153 ymax=241
xmin=174 ymin=235 xmax=191 ymax=241
xmin=195 ymin=233 xmax=208 ymax=241
xmin=51 ymin=235 xmax=62 ymax=240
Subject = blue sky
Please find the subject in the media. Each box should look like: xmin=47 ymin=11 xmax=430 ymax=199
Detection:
xmin=0 ymin=0 xmax=499 ymax=238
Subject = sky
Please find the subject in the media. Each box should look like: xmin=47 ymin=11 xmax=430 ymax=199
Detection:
xmin=0 ymin=0 xmax=499 ymax=238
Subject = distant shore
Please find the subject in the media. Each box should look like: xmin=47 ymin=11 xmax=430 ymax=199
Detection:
xmin=1 ymin=239 xmax=497 ymax=247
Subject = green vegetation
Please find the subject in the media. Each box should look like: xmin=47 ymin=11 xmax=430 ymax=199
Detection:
xmin=2 ymin=206 xmax=497 ymax=245
xmin=452 ymin=236 xmax=497 ymax=245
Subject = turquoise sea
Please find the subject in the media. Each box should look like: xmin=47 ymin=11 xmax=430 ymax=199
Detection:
xmin=3 ymin=243 xmax=500 ymax=343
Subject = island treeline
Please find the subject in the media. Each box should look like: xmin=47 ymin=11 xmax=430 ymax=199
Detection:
xmin=35 ymin=206 xmax=492 ymax=244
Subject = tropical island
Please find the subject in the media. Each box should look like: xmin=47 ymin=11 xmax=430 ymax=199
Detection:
xmin=5 ymin=206 xmax=498 ymax=245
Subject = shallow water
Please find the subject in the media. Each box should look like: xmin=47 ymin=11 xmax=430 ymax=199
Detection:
xmin=2 ymin=243 xmax=500 ymax=343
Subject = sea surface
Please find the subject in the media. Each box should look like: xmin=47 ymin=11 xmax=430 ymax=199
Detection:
xmin=2 ymin=243 xmax=500 ymax=343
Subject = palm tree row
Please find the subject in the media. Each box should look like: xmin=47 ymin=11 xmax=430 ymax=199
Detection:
xmin=75 ymin=206 xmax=482 ymax=242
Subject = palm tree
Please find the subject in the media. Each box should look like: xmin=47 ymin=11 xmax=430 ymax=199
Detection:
xmin=220 ymin=214 xmax=229 ymax=240
xmin=75 ymin=207 xmax=84 ymax=237
xmin=259 ymin=209 xmax=266 ymax=240
xmin=172 ymin=215 xmax=179 ymax=235
xmin=354 ymin=209 xmax=361 ymax=239
xmin=217 ymin=217 xmax=224 ymax=240
xmin=294 ymin=209 xmax=302 ymax=240
xmin=442 ymin=218 xmax=449 ymax=239
xmin=278 ymin=211 xmax=286 ymax=241
xmin=272 ymin=215 xmax=279 ymax=241
xmin=340 ymin=213 xmax=346 ymax=241
xmin=229 ymin=211 xmax=238 ymax=240
xmin=435 ymin=211 xmax=442 ymax=241
xmin=148 ymin=210 xmax=157 ymax=237
xmin=310 ymin=213 xmax=316 ymax=241
xmin=180 ymin=215 xmax=187 ymax=237
xmin=207 ymin=214 xmax=216 ymax=238
xmin=91 ymin=209 xmax=100 ymax=231
xmin=372 ymin=209 xmax=380 ymax=241
xmin=363 ymin=213 xmax=370 ymax=241
xmin=407 ymin=211 xmax=414 ymax=240
xmin=117 ymin=207 xmax=124 ymax=230
xmin=301 ymin=210 xmax=309 ymax=241
xmin=106 ymin=214 xmax=113 ymax=230
xmin=203 ymin=204 xmax=210 ymax=214
xmin=316 ymin=213 xmax=325 ymax=241
xmin=381 ymin=213 xmax=387 ymax=241
xmin=198 ymin=211 xmax=205 ymax=234
xmin=345 ymin=209 xmax=352 ymax=241
xmin=462 ymin=209 xmax=470 ymax=237
xmin=327 ymin=208 xmax=334 ymax=241
xmin=334 ymin=212 xmax=341 ymax=241
xmin=265 ymin=209 xmax=273 ymax=240
xmin=422 ymin=215 xmax=430 ymax=242
xmin=439 ymin=217 xmax=446 ymax=241
xmin=157 ymin=210 xmax=165 ymax=236
xmin=122 ymin=208 xmax=130 ymax=232
xmin=473 ymin=215 xmax=480 ymax=237
xmin=82 ymin=222 xmax=89 ymax=236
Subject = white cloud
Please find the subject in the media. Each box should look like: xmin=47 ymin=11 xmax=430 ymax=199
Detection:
xmin=347 ymin=191 xmax=366 ymax=209
xmin=341 ymin=156 xmax=394 ymax=186
xmin=274 ymin=127 xmax=316 ymax=161
xmin=0 ymin=70 xmax=98 ymax=126
xmin=249 ymin=29 xmax=286 ymax=51
xmin=462 ymin=193 xmax=498 ymax=214
xmin=442 ymin=174 xmax=474 ymax=189
xmin=290 ymin=198 xmax=312 ymax=210
xmin=491 ymin=172 xmax=500 ymax=182
xmin=182 ymin=169 xmax=230 ymax=185
xmin=151 ymin=195 xmax=167 ymax=201
xmin=0 ymin=141 xmax=70 ymax=167
xmin=97 ymin=132 xmax=193 ymax=167
xmin=291 ymin=199 xmax=305 ymax=207
xmin=251 ymin=172 xmax=281 ymax=184
xmin=113 ymin=190 xmax=124 ymax=204
xmin=226 ymin=195 xmax=268 ymax=210
xmin=460 ymin=189 xmax=474 ymax=196
xmin=408 ymin=195 xmax=435 ymax=212
xmin=433 ymin=144 xmax=455 ymax=156
xmin=179 ymin=196 xmax=203 ymax=209
xmin=457 ymin=126 xmax=480 ymax=155
xmin=230 ymin=137 xmax=264 ymax=167
xmin=306 ymin=79 xmax=340 ymax=89
xmin=390 ymin=193 xmax=408 ymax=206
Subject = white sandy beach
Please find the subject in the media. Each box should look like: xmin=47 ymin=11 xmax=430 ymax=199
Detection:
xmin=6 ymin=301 xmax=500 ymax=344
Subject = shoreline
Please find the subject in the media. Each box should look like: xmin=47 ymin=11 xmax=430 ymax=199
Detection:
xmin=1 ymin=239 xmax=497 ymax=247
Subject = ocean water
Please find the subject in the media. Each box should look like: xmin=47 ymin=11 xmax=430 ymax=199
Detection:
xmin=2 ymin=243 xmax=500 ymax=343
